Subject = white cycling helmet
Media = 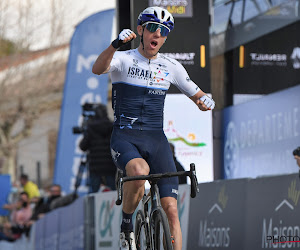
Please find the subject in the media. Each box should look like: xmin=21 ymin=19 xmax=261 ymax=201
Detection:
xmin=137 ymin=6 xmax=174 ymax=31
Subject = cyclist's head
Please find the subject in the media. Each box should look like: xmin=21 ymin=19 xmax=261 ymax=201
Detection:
xmin=137 ymin=6 xmax=174 ymax=36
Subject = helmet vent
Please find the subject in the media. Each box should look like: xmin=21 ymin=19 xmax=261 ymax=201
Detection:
xmin=154 ymin=10 xmax=158 ymax=18
xmin=162 ymin=10 xmax=165 ymax=19
xmin=167 ymin=17 xmax=170 ymax=21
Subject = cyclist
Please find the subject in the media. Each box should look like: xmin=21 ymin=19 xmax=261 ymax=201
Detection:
xmin=92 ymin=6 xmax=215 ymax=250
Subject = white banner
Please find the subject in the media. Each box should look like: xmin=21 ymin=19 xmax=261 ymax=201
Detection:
xmin=164 ymin=94 xmax=214 ymax=183
xmin=94 ymin=191 xmax=122 ymax=250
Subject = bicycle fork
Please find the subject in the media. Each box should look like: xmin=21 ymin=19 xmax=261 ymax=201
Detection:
xmin=141 ymin=193 xmax=153 ymax=250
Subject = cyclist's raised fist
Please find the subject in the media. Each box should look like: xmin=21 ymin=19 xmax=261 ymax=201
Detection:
xmin=198 ymin=95 xmax=215 ymax=111
xmin=112 ymin=29 xmax=137 ymax=49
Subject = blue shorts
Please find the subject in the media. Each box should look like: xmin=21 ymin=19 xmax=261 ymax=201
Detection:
xmin=110 ymin=128 xmax=178 ymax=199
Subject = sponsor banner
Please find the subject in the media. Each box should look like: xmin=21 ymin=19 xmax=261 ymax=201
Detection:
xmin=233 ymin=20 xmax=300 ymax=95
xmin=187 ymin=179 xmax=248 ymax=249
xmin=94 ymin=191 xmax=122 ymax=250
xmin=164 ymin=94 xmax=213 ymax=183
xmin=92 ymin=187 xmax=190 ymax=249
xmin=44 ymin=209 xmax=59 ymax=250
xmin=223 ymin=85 xmax=300 ymax=179
xmin=244 ymin=174 xmax=300 ymax=250
xmin=0 ymin=175 xmax=10 ymax=216
xmin=54 ymin=9 xmax=115 ymax=195
xmin=148 ymin=0 xmax=193 ymax=17
xmin=245 ymin=47 xmax=300 ymax=69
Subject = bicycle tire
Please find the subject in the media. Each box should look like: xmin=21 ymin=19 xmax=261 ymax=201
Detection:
xmin=152 ymin=207 xmax=174 ymax=250
xmin=135 ymin=210 xmax=149 ymax=250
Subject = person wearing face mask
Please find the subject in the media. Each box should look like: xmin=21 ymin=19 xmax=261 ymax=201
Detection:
xmin=27 ymin=184 xmax=62 ymax=224
xmin=0 ymin=192 xmax=32 ymax=241
xmin=92 ymin=6 xmax=215 ymax=250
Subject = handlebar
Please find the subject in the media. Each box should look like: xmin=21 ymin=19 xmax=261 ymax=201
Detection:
xmin=115 ymin=163 xmax=199 ymax=205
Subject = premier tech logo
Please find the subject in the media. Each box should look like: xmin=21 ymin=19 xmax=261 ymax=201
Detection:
xmin=199 ymin=185 xmax=231 ymax=248
xmin=262 ymin=179 xmax=300 ymax=248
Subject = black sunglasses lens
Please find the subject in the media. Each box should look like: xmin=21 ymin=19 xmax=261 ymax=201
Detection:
xmin=146 ymin=23 xmax=169 ymax=36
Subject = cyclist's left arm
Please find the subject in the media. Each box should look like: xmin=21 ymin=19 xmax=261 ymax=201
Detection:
xmin=171 ymin=63 xmax=215 ymax=111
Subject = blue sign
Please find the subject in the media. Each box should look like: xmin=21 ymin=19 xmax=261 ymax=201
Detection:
xmin=54 ymin=9 xmax=115 ymax=195
xmin=223 ymin=85 xmax=300 ymax=179
xmin=0 ymin=175 xmax=11 ymax=216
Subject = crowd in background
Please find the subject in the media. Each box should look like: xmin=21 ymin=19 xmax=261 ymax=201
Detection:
xmin=0 ymin=174 xmax=62 ymax=242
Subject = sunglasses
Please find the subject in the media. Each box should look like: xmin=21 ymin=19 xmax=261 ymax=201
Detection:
xmin=143 ymin=22 xmax=170 ymax=37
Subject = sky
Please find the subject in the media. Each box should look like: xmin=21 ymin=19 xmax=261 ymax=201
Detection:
xmin=1 ymin=0 xmax=116 ymax=50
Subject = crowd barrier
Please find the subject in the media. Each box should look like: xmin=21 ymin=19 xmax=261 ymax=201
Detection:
xmin=1 ymin=173 xmax=299 ymax=250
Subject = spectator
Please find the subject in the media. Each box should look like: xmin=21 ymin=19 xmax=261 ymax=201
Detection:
xmin=169 ymin=143 xmax=187 ymax=184
xmin=19 ymin=174 xmax=40 ymax=200
xmin=293 ymin=146 xmax=300 ymax=168
xmin=0 ymin=192 xmax=32 ymax=241
xmin=29 ymin=184 xmax=62 ymax=222
xmin=79 ymin=104 xmax=117 ymax=193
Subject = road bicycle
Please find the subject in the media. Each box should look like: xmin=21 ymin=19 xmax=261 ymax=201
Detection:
xmin=116 ymin=163 xmax=199 ymax=250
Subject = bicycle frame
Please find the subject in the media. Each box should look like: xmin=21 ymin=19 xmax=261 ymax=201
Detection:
xmin=138 ymin=179 xmax=163 ymax=249
xmin=115 ymin=163 xmax=199 ymax=250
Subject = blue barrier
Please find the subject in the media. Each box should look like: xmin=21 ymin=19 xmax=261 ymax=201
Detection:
xmin=223 ymin=84 xmax=300 ymax=179
xmin=0 ymin=175 xmax=11 ymax=216
xmin=2 ymin=175 xmax=300 ymax=250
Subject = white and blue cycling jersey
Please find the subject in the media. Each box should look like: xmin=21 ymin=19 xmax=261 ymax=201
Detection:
xmin=108 ymin=48 xmax=199 ymax=130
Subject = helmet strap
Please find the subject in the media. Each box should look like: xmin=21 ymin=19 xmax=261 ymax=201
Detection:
xmin=141 ymin=27 xmax=145 ymax=50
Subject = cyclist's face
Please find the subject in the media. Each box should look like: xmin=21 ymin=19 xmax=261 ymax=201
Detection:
xmin=137 ymin=25 xmax=167 ymax=59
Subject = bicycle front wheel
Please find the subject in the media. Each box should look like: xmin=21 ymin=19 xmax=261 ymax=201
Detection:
xmin=152 ymin=207 xmax=174 ymax=250
xmin=135 ymin=210 xmax=149 ymax=250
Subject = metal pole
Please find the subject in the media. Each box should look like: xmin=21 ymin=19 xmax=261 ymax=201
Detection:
xmin=37 ymin=161 xmax=41 ymax=188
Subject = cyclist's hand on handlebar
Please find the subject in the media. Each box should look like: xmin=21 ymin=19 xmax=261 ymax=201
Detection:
xmin=111 ymin=29 xmax=137 ymax=49
xmin=197 ymin=95 xmax=215 ymax=111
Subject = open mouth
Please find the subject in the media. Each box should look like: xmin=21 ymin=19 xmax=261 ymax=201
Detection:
xmin=150 ymin=41 xmax=158 ymax=48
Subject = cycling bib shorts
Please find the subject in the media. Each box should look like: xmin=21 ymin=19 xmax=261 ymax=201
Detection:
xmin=111 ymin=128 xmax=179 ymax=199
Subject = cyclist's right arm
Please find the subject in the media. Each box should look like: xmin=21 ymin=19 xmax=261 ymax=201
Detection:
xmin=92 ymin=45 xmax=117 ymax=75
xmin=92 ymin=29 xmax=136 ymax=75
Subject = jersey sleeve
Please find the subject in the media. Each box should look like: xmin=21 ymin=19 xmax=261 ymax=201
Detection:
xmin=107 ymin=51 xmax=123 ymax=73
xmin=171 ymin=62 xmax=199 ymax=97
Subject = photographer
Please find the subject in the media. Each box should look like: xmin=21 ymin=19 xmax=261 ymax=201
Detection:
xmin=293 ymin=147 xmax=300 ymax=168
xmin=79 ymin=104 xmax=116 ymax=193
